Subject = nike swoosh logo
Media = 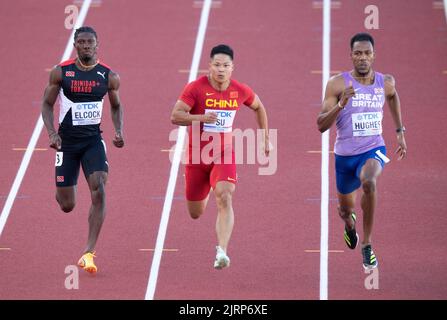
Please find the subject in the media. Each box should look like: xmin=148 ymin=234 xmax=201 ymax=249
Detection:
xmin=227 ymin=177 xmax=236 ymax=182
xmin=206 ymin=92 xmax=215 ymax=96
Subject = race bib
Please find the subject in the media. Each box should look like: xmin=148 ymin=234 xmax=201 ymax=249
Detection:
xmin=71 ymin=101 xmax=103 ymax=126
xmin=352 ymin=112 xmax=382 ymax=137
xmin=203 ymin=109 xmax=237 ymax=133
xmin=55 ymin=152 xmax=63 ymax=167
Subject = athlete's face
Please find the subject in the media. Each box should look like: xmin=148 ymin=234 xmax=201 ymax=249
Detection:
xmin=74 ymin=32 xmax=98 ymax=61
xmin=209 ymin=54 xmax=233 ymax=84
xmin=351 ymin=41 xmax=375 ymax=75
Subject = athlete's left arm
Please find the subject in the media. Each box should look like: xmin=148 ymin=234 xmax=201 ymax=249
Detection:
xmin=108 ymin=71 xmax=124 ymax=148
xmin=248 ymin=94 xmax=270 ymax=156
xmin=385 ymin=74 xmax=406 ymax=160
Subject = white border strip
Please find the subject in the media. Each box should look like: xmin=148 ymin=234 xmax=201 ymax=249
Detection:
xmin=444 ymin=0 xmax=447 ymax=24
xmin=375 ymin=150 xmax=390 ymax=164
xmin=320 ymin=0 xmax=331 ymax=301
xmin=144 ymin=0 xmax=212 ymax=300
xmin=0 ymin=0 xmax=92 ymax=237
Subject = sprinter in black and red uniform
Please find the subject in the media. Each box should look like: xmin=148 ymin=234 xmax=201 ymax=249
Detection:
xmin=41 ymin=26 xmax=124 ymax=274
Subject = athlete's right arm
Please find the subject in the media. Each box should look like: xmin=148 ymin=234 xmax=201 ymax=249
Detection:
xmin=41 ymin=66 xmax=62 ymax=150
xmin=170 ymin=100 xmax=217 ymax=126
xmin=317 ymin=75 xmax=355 ymax=133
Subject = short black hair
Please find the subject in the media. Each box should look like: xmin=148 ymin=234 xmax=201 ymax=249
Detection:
xmin=74 ymin=26 xmax=97 ymax=41
xmin=350 ymin=32 xmax=374 ymax=50
xmin=210 ymin=44 xmax=234 ymax=60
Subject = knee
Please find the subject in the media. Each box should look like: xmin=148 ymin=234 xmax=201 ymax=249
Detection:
xmin=362 ymin=178 xmax=376 ymax=194
xmin=56 ymin=194 xmax=75 ymax=213
xmin=91 ymin=182 xmax=106 ymax=204
xmin=60 ymin=201 xmax=75 ymax=213
xmin=215 ymin=190 xmax=232 ymax=209
xmin=338 ymin=205 xmax=352 ymax=219
xmin=189 ymin=210 xmax=204 ymax=220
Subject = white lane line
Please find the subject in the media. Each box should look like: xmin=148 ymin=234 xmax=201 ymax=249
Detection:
xmin=144 ymin=0 xmax=212 ymax=300
xmin=0 ymin=0 xmax=92 ymax=238
xmin=444 ymin=0 xmax=447 ymax=24
xmin=320 ymin=0 xmax=331 ymax=301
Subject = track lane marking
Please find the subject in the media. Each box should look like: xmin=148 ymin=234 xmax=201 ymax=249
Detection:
xmin=144 ymin=0 xmax=212 ymax=300
xmin=178 ymin=69 xmax=208 ymax=74
xmin=139 ymin=248 xmax=178 ymax=252
xmin=12 ymin=148 xmax=48 ymax=151
xmin=193 ymin=0 xmax=222 ymax=8
xmin=319 ymin=0 xmax=331 ymax=301
xmin=306 ymin=250 xmax=344 ymax=253
xmin=311 ymin=70 xmax=341 ymax=74
xmin=307 ymin=150 xmax=334 ymax=154
xmin=312 ymin=1 xmax=341 ymax=9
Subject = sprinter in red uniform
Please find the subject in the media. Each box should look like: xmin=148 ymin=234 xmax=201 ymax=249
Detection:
xmin=171 ymin=44 xmax=270 ymax=269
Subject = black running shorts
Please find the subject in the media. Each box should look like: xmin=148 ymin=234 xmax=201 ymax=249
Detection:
xmin=55 ymin=135 xmax=108 ymax=187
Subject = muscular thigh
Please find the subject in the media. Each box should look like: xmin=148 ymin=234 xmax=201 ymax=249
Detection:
xmin=357 ymin=146 xmax=387 ymax=178
xmin=81 ymin=136 xmax=108 ymax=181
xmin=55 ymin=140 xmax=83 ymax=187
xmin=185 ymin=164 xmax=212 ymax=201
xmin=87 ymin=171 xmax=108 ymax=191
xmin=210 ymin=163 xmax=237 ymax=189
xmin=335 ymin=146 xmax=387 ymax=194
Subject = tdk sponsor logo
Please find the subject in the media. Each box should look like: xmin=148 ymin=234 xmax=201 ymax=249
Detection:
xmin=77 ymin=103 xmax=99 ymax=110
xmin=216 ymin=111 xmax=233 ymax=118
xmin=215 ymin=111 xmax=233 ymax=126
